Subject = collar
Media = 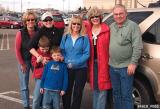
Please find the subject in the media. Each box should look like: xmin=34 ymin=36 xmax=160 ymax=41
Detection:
xmin=114 ymin=19 xmax=129 ymax=29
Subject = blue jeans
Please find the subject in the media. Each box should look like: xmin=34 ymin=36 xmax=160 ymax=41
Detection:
xmin=109 ymin=66 xmax=134 ymax=109
xmin=18 ymin=60 xmax=33 ymax=107
xmin=32 ymin=79 xmax=43 ymax=109
xmin=42 ymin=90 xmax=60 ymax=109
xmin=93 ymin=90 xmax=107 ymax=109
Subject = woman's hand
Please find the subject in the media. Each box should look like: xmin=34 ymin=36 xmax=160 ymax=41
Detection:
xmin=60 ymin=91 xmax=65 ymax=96
xmin=40 ymin=88 xmax=44 ymax=94
xmin=21 ymin=64 xmax=27 ymax=73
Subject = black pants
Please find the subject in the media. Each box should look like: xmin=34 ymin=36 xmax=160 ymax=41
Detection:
xmin=62 ymin=68 xmax=87 ymax=109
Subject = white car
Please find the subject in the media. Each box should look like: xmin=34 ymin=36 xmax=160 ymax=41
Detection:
xmin=103 ymin=8 xmax=160 ymax=108
xmin=63 ymin=16 xmax=71 ymax=26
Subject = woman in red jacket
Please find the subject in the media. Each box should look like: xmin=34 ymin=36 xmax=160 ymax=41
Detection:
xmin=86 ymin=7 xmax=112 ymax=109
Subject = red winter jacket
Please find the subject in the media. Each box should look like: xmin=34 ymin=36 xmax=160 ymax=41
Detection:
xmin=87 ymin=23 xmax=112 ymax=90
xmin=31 ymin=49 xmax=51 ymax=79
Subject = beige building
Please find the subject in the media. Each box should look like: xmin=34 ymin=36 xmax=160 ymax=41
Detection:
xmin=83 ymin=0 xmax=158 ymax=10
xmin=83 ymin=0 xmax=114 ymax=10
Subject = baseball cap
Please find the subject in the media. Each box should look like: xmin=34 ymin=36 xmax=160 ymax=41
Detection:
xmin=41 ymin=11 xmax=53 ymax=21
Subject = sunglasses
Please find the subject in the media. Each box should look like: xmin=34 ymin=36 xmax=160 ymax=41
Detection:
xmin=90 ymin=16 xmax=100 ymax=19
xmin=43 ymin=18 xmax=52 ymax=22
xmin=72 ymin=23 xmax=80 ymax=25
xmin=26 ymin=19 xmax=35 ymax=22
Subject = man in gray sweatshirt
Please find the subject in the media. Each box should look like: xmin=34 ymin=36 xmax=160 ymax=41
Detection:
xmin=109 ymin=4 xmax=143 ymax=109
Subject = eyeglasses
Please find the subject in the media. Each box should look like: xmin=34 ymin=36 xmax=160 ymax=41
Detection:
xmin=26 ymin=19 xmax=35 ymax=22
xmin=72 ymin=23 xmax=80 ymax=26
xmin=90 ymin=16 xmax=100 ymax=19
xmin=43 ymin=18 xmax=52 ymax=22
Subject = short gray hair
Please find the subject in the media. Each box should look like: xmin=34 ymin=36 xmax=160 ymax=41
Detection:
xmin=112 ymin=4 xmax=127 ymax=13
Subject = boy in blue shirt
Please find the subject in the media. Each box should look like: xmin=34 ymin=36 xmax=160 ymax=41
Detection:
xmin=40 ymin=47 xmax=68 ymax=109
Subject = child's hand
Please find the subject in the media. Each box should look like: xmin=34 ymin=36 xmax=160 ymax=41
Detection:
xmin=60 ymin=91 xmax=65 ymax=96
xmin=42 ymin=57 xmax=50 ymax=65
xmin=59 ymin=55 xmax=64 ymax=61
xmin=36 ymin=55 xmax=43 ymax=63
xmin=40 ymin=88 xmax=44 ymax=94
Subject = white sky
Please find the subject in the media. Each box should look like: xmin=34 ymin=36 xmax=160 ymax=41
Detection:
xmin=0 ymin=0 xmax=159 ymax=12
xmin=0 ymin=0 xmax=83 ymax=12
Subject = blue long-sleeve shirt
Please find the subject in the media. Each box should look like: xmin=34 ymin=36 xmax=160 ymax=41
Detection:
xmin=60 ymin=34 xmax=90 ymax=69
xmin=41 ymin=61 xmax=68 ymax=91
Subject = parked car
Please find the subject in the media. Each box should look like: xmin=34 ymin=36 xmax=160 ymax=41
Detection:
xmin=103 ymin=8 xmax=160 ymax=108
xmin=0 ymin=16 xmax=22 ymax=29
xmin=63 ymin=16 xmax=71 ymax=26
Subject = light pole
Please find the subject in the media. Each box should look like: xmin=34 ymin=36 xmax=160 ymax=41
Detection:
xmin=13 ymin=0 xmax=15 ymax=12
xmin=28 ymin=1 xmax=30 ymax=10
xmin=63 ymin=0 xmax=65 ymax=12
xmin=68 ymin=0 xmax=70 ymax=12
xmin=21 ymin=0 xmax=22 ymax=13
xmin=134 ymin=0 xmax=137 ymax=8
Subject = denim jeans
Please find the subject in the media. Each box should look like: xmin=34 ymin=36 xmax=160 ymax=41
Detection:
xmin=109 ymin=66 xmax=134 ymax=109
xmin=32 ymin=79 xmax=43 ymax=109
xmin=42 ymin=90 xmax=60 ymax=109
xmin=18 ymin=60 xmax=33 ymax=108
xmin=93 ymin=90 xmax=107 ymax=109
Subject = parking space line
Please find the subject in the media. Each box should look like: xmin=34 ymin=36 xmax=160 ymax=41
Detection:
xmin=0 ymin=91 xmax=33 ymax=104
xmin=0 ymin=33 xmax=4 ymax=50
xmin=0 ymin=94 xmax=23 ymax=104
xmin=0 ymin=91 xmax=19 ymax=95
xmin=0 ymin=33 xmax=10 ymax=50
xmin=7 ymin=33 xmax=10 ymax=50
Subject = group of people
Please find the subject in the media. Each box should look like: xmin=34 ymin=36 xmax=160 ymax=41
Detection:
xmin=15 ymin=4 xmax=143 ymax=109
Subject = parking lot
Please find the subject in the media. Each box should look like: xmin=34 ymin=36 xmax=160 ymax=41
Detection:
xmin=0 ymin=29 xmax=92 ymax=109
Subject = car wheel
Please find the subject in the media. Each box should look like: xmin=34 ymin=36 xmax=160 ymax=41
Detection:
xmin=10 ymin=25 xmax=14 ymax=29
xmin=133 ymin=78 xmax=154 ymax=108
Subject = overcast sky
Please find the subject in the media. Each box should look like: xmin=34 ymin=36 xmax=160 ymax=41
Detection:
xmin=0 ymin=0 xmax=159 ymax=12
xmin=0 ymin=0 xmax=83 ymax=12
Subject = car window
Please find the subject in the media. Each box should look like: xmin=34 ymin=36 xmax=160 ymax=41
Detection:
xmin=82 ymin=15 xmax=87 ymax=20
xmin=52 ymin=15 xmax=63 ymax=22
xmin=127 ymin=11 xmax=153 ymax=24
xmin=142 ymin=19 xmax=160 ymax=44
xmin=10 ymin=17 xmax=19 ymax=21
xmin=104 ymin=11 xmax=153 ymax=25
xmin=5 ymin=17 xmax=10 ymax=21
xmin=0 ymin=16 xmax=4 ymax=20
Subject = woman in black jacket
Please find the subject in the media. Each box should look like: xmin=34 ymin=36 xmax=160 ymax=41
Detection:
xmin=28 ymin=11 xmax=63 ymax=64
xmin=28 ymin=11 xmax=64 ymax=109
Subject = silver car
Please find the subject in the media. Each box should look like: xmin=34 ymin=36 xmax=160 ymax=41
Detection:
xmin=103 ymin=8 xmax=160 ymax=108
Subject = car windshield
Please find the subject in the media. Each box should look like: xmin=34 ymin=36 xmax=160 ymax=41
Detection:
xmin=52 ymin=15 xmax=63 ymax=22
xmin=104 ymin=11 xmax=153 ymax=25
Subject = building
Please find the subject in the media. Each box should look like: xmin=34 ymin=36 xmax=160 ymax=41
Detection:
xmin=83 ymin=0 xmax=159 ymax=10
xmin=83 ymin=0 xmax=114 ymax=10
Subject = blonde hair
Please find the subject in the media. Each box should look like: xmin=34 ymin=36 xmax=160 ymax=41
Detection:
xmin=87 ymin=6 xmax=102 ymax=23
xmin=67 ymin=15 xmax=86 ymax=36
xmin=22 ymin=11 xmax=37 ymax=27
